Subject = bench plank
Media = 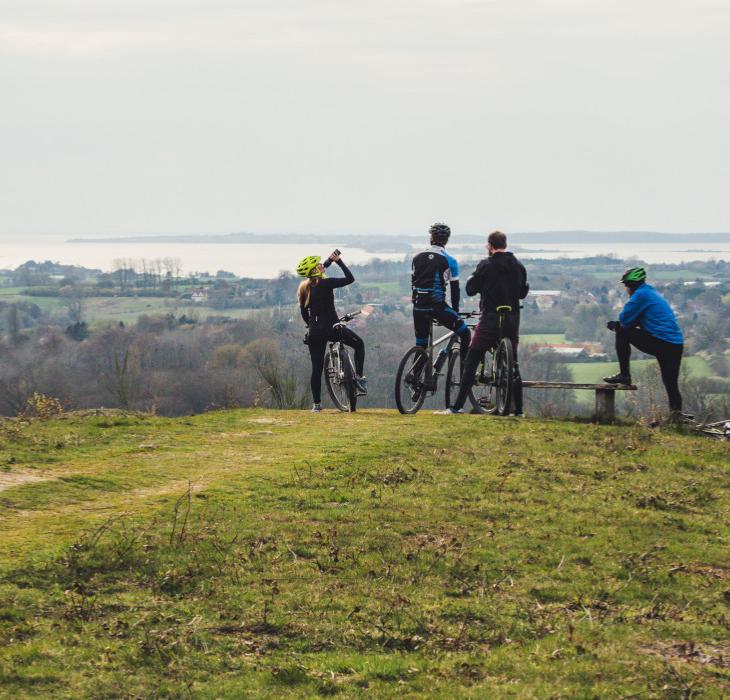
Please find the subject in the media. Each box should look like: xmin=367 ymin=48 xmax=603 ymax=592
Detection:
xmin=521 ymin=381 xmax=638 ymax=424
xmin=521 ymin=381 xmax=637 ymax=391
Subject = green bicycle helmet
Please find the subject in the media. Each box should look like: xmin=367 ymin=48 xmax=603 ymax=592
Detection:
xmin=296 ymin=255 xmax=322 ymax=278
xmin=621 ymin=267 xmax=647 ymax=284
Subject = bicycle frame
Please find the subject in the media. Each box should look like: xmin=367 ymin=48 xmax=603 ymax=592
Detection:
xmin=422 ymin=323 xmax=460 ymax=392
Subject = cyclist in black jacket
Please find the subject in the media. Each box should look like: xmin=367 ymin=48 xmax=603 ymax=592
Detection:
xmin=437 ymin=230 xmax=529 ymax=415
xmin=296 ymin=252 xmax=365 ymax=412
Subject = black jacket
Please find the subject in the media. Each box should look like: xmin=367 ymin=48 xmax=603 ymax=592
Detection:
xmin=300 ymin=260 xmax=354 ymax=331
xmin=410 ymin=245 xmax=461 ymax=311
xmin=465 ymin=252 xmax=529 ymax=317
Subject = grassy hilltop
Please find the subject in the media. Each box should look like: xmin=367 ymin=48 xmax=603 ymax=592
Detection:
xmin=0 ymin=410 xmax=728 ymax=698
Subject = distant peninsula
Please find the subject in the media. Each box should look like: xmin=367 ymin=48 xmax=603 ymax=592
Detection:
xmin=68 ymin=230 xmax=730 ymax=255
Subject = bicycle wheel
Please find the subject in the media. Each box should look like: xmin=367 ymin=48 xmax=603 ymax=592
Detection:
xmin=342 ymin=348 xmax=358 ymax=412
xmin=470 ymin=351 xmax=498 ymax=415
xmin=395 ymin=346 xmax=429 ymax=414
xmin=325 ymin=345 xmax=352 ymax=412
xmin=445 ymin=348 xmax=475 ymax=409
xmin=494 ymin=338 xmax=514 ymax=416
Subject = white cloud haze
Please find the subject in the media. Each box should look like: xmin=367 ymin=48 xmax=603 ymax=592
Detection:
xmin=1 ymin=0 xmax=729 ymax=237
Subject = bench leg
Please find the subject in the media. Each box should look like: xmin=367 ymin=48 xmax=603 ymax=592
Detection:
xmin=595 ymin=389 xmax=615 ymax=424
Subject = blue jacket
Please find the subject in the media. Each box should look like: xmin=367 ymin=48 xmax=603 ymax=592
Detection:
xmin=619 ymin=283 xmax=683 ymax=344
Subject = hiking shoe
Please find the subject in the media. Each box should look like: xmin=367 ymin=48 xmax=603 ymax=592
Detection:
xmin=433 ymin=407 xmax=465 ymax=415
xmin=602 ymin=372 xmax=631 ymax=385
xmin=311 ymin=403 xmax=322 ymax=413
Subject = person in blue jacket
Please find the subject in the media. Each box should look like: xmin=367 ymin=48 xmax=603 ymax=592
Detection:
xmin=410 ymin=223 xmax=471 ymax=362
xmin=603 ymin=267 xmax=684 ymax=412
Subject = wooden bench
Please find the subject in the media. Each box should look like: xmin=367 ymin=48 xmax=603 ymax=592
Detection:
xmin=521 ymin=381 xmax=638 ymax=424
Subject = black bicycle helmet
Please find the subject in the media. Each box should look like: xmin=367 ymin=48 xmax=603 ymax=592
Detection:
xmin=429 ymin=222 xmax=451 ymax=245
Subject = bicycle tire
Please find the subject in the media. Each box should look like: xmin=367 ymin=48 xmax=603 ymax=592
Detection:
xmin=342 ymin=349 xmax=358 ymax=412
xmin=494 ymin=338 xmax=514 ymax=416
xmin=470 ymin=350 xmax=498 ymax=415
xmin=395 ymin=346 xmax=429 ymax=414
xmin=324 ymin=345 xmax=352 ymax=412
xmin=445 ymin=348 xmax=476 ymax=410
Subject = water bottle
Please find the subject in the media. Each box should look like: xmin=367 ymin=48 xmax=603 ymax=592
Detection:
xmin=434 ymin=347 xmax=449 ymax=373
xmin=322 ymin=249 xmax=341 ymax=269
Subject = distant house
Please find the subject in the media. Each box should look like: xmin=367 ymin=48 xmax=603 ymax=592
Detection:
xmin=191 ymin=287 xmax=209 ymax=303
xmin=576 ymin=291 xmax=597 ymax=304
xmin=528 ymin=290 xmax=562 ymax=310
xmin=535 ymin=344 xmax=589 ymax=361
xmin=682 ymin=279 xmax=721 ymax=287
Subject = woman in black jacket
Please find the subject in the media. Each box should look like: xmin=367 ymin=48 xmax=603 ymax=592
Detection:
xmin=296 ymin=251 xmax=366 ymax=412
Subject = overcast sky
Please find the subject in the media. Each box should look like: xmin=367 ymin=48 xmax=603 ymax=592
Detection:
xmin=1 ymin=0 xmax=729 ymax=238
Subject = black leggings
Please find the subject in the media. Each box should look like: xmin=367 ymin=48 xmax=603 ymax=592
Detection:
xmin=307 ymin=327 xmax=365 ymax=404
xmin=451 ymin=336 xmax=523 ymax=413
xmin=616 ymin=326 xmax=683 ymax=411
xmin=413 ymin=304 xmax=471 ymax=363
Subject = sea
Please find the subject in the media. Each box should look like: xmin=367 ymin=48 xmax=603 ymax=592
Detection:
xmin=1 ymin=236 xmax=729 ymax=279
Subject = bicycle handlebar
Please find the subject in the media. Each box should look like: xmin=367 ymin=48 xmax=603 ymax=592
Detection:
xmin=337 ymin=310 xmax=362 ymax=323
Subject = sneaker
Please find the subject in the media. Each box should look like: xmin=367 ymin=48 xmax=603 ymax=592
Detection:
xmin=510 ymin=412 xmax=524 ymax=418
xmin=602 ymin=372 xmax=632 ymax=385
xmin=433 ymin=407 xmax=465 ymax=415
xmin=311 ymin=403 xmax=322 ymax=413
xmin=355 ymin=376 xmax=368 ymax=395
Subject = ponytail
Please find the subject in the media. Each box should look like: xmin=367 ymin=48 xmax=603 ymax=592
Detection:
xmin=297 ymin=279 xmax=312 ymax=307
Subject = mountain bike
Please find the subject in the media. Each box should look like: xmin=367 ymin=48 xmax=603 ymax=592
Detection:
xmin=678 ymin=414 xmax=730 ymax=440
xmin=394 ymin=312 xmax=477 ymax=414
xmin=324 ymin=311 xmax=362 ymax=412
xmin=445 ymin=305 xmax=516 ymax=415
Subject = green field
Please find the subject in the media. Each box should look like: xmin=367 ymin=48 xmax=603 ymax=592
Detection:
xmin=568 ymin=357 xmax=716 ymax=406
xmin=0 ymin=289 xmax=265 ymax=325
xmin=569 ymin=356 xmax=714 ymax=383
xmin=358 ymin=281 xmax=404 ymax=295
xmin=588 ymin=269 xmax=716 ymax=281
xmin=569 ymin=356 xmax=713 ymax=385
xmin=1 ymin=410 xmax=727 ymax=698
xmin=521 ymin=333 xmax=566 ymax=344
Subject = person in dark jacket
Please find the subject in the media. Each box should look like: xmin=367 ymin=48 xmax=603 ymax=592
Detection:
xmin=296 ymin=252 xmax=365 ymax=412
xmin=603 ymin=267 xmax=684 ymax=414
xmin=436 ymin=230 xmax=529 ymax=415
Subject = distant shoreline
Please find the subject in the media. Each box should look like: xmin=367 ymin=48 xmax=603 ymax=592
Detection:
xmin=67 ymin=231 xmax=730 ymax=256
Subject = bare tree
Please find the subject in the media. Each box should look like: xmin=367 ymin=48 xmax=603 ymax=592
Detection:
xmin=7 ymin=305 xmax=21 ymax=345
xmin=60 ymin=286 xmax=86 ymax=324
xmin=240 ymin=338 xmax=308 ymax=409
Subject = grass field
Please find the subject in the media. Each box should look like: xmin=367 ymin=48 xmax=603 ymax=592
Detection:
xmin=358 ymin=281 xmax=404 ymax=295
xmin=0 ymin=289 xmax=265 ymax=325
xmin=588 ymin=270 xmax=716 ymax=282
xmin=569 ymin=356 xmax=714 ymax=386
xmin=0 ymin=410 xmax=727 ymax=698
xmin=521 ymin=333 xmax=566 ymax=344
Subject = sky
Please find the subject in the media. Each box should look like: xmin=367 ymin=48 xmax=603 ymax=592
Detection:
xmin=1 ymin=0 xmax=729 ymax=239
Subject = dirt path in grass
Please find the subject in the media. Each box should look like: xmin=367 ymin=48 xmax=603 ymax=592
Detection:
xmin=0 ymin=416 xmax=309 ymax=564
xmin=0 ymin=471 xmax=49 ymax=492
